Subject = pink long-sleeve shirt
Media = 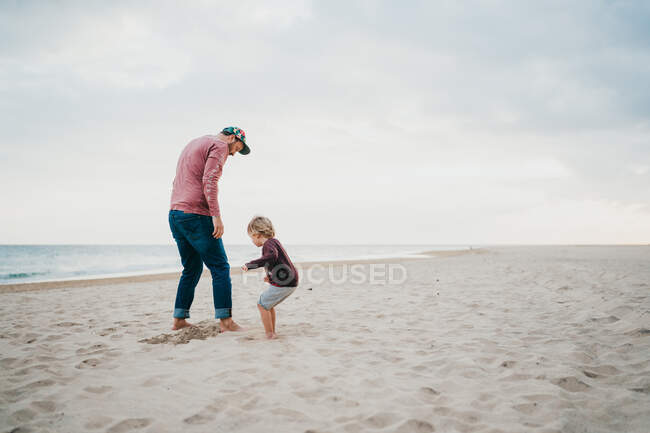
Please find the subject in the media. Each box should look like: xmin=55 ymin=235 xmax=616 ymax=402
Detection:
xmin=170 ymin=135 xmax=229 ymax=217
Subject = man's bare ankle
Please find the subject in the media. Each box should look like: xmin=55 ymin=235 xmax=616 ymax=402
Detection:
xmin=172 ymin=318 xmax=192 ymax=330
xmin=220 ymin=318 xmax=242 ymax=332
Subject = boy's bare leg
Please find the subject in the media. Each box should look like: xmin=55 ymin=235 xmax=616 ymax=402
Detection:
xmin=172 ymin=318 xmax=193 ymax=330
xmin=219 ymin=317 xmax=242 ymax=332
xmin=257 ymin=304 xmax=276 ymax=339
xmin=270 ymin=307 xmax=276 ymax=333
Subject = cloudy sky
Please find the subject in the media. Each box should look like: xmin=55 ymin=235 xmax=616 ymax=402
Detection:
xmin=1 ymin=0 xmax=649 ymax=245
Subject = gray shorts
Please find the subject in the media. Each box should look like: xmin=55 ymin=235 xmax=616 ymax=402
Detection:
xmin=258 ymin=284 xmax=296 ymax=310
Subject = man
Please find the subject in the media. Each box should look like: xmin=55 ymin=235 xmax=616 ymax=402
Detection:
xmin=168 ymin=126 xmax=250 ymax=331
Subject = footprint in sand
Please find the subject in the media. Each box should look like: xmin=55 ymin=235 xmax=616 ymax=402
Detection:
xmin=629 ymin=384 xmax=650 ymax=394
xmin=323 ymin=395 xmax=355 ymax=406
xmin=625 ymin=328 xmax=650 ymax=337
xmin=84 ymin=415 xmax=113 ymax=429
xmin=76 ymin=343 xmax=109 ymax=355
xmin=457 ymin=410 xmax=481 ymax=424
xmin=106 ymin=418 xmax=152 ymax=433
xmin=522 ymin=394 xmax=555 ymax=402
xmin=395 ymin=419 xmax=435 ymax=433
xmin=433 ymin=406 xmax=452 ymax=416
xmin=104 ymin=349 xmax=123 ymax=358
xmin=98 ymin=327 xmax=117 ymax=336
xmin=500 ymin=373 xmax=533 ymax=381
xmin=419 ymin=386 xmax=440 ymax=398
xmin=362 ymin=412 xmax=400 ymax=429
xmin=0 ymin=357 xmax=18 ymax=367
xmin=141 ymin=376 xmax=164 ymax=387
xmin=10 ymin=408 xmax=37 ymax=423
xmin=55 ymin=321 xmax=82 ymax=327
xmin=21 ymin=333 xmax=39 ymax=344
xmin=312 ymin=376 xmax=329 ymax=384
xmin=36 ymin=355 xmax=63 ymax=362
xmin=183 ymin=411 xmax=215 ymax=425
xmin=12 ymin=366 xmax=39 ymax=377
xmin=241 ymin=396 xmax=262 ymax=411
xmin=582 ymin=364 xmax=621 ymax=376
xmin=294 ymin=389 xmax=320 ymax=401
xmin=340 ymin=421 xmax=363 ymax=432
xmin=334 ymin=415 xmax=362 ymax=424
xmin=270 ymin=407 xmax=308 ymax=421
xmin=5 ymin=427 xmax=32 ymax=433
xmin=76 ymin=358 xmax=102 ymax=369
xmin=31 ymin=400 xmax=57 ymax=413
xmin=588 ymin=315 xmax=620 ymax=324
xmin=552 ymin=376 xmax=591 ymax=392
xmin=513 ymin=402 xmax=539 ymax=415
xmin=84 ymin=385 xmax=112 ymax=394
xmin=6 ymin=378 xmax=57 ymax=402
xmin=28 ymin=377 xmax=55 ymax=387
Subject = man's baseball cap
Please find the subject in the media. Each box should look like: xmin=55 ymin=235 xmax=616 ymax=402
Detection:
xmin=221 ymin=126 xmax=250 ymax=155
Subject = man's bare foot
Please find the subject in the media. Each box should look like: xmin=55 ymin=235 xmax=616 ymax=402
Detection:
xmin=219 ymin=318 xmax=243 ymax=332
xmin=172 ymin=318 xmax=193 ymax=330
xmin=265 ymin=332 xmax=278 ymax=339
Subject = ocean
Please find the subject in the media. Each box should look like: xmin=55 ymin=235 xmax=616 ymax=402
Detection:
xmin=0 ymin=244 xmax=468 ymax=285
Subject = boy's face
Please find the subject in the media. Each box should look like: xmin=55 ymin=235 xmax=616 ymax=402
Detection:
xmin=249 ymin=233 xmax=265 ymax=247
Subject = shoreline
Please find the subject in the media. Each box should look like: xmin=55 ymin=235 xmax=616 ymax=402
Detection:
xmin=0 ymin=248 xmax=482 ymax=294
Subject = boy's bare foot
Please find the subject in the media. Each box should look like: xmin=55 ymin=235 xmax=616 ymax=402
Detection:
xmin=265 ymin=332 xmax=278 ymax=339
xmin=172 ymin=318 xmax=193 ymax=330
xmin=219 ymin=318 xmax=243 ymax=332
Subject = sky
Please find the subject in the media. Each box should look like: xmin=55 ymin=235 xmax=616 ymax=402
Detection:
xmin=1 ymin=0 xmax=649 ymax=245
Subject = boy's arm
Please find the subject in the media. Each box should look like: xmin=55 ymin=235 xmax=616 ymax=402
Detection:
xmin=245 ymin=244 xmax=279 ymax=269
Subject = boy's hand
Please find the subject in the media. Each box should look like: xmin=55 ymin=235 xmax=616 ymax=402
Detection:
xmin=241 ymin=265 xmax=248 ymax=272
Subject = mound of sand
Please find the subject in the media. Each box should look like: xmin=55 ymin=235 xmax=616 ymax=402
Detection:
xmin=139 ymin=320 xmax=221 ymax=345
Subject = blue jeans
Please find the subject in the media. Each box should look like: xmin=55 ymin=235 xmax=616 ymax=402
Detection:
xmin=168 ymin=210 xmax=232 ymax=319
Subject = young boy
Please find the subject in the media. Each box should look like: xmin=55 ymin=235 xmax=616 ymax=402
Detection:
xmin=241 ymin=216 xmax=298 ymax=339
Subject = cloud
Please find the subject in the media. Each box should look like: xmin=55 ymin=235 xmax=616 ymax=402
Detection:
xmin=0 ymin=1 xmax=649 ymax=244
xmin=48 ymin=12 xmax=190 ymax=89
xmin=0 ymin=0 xmax=313 ymax=91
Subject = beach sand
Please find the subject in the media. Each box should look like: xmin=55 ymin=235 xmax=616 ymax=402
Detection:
xmin=1 ymin=246 xmax=648 ymax=432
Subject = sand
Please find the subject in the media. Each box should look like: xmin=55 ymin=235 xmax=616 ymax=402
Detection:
xmin=1 ymin=246 xmax=649 ymax=433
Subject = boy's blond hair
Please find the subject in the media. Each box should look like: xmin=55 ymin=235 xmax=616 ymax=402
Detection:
xmin=247 ymin=216 xmax=275 ymax=238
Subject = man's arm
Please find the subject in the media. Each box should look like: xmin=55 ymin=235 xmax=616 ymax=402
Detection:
xmin=202 ymin=143 xmax=227 ymax=238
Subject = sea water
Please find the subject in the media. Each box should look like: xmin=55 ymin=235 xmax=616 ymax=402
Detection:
xmin=0 ymin=244 xmax=468 ymax=285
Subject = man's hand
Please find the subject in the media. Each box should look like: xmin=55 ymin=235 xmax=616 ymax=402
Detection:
xmin=241 ymin=264 xmax=248 ymax=272
xmin=212 ymin=215 xmax=224 ymax=239
xmin=264 ymin=276 xmax=270 ymax=283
